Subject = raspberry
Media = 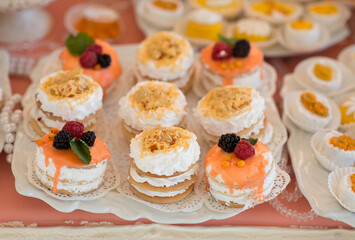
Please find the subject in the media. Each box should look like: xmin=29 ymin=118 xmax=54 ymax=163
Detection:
xmin=97 ymin=54 xmax=111 ymax=68
xmin=234 ymin=140 xmax=255 ymax=160
xmin=80 ymin=51 xmax=97 ymax=68
xmin=62 ymin=121 xmax=84 ymax=139
xmin=81 ymin=131 xmax=96 ymax=147
xmin=53 ymin=130 xmax=72 ymax=150
xmin=233 ymin=39 xmax=251 ymax=58
xmin=85 ymin=44 xmax=103 ymax=55
xmin=218 ymin=134 xmax=240 ymax=153
xmin=212 ymin=42 xmax=232 ymax=61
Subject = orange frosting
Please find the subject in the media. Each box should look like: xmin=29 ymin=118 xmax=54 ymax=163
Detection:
xmin=35 ymin=134 xmax=110 ymax=193
xmin=60 ymin=39 xmax=122 ymax=98
xmin=204 ymin=142 xmax=270 ymax=199
xmin=200 ymin=43 xmax=263 ymax=85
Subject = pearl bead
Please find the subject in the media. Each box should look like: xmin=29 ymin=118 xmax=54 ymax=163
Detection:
xmin=6 ymin=154 xmax=12 ymax=164
xmin=11 ymin=94 xmax=22 ymax=103
xmin=4 ymin=143 xmax=13 ymax=154
xmin=4 ymin=100 xmax=15 ymax=109
xmin=11 ymin=114 xmax=21 ymax=124
xmin=3 ymin=123 xmax=16 ymax=133
xmin=1 ymin=106 xmax=11 ymax=113
xmin=5 ymin=133 xmax=15 ymax=144
xmin=0 ymin=116 xmax=9 ymax=125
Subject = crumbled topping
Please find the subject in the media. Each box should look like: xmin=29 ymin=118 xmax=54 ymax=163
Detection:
xmin=330 ymin=135 xmax=355 ymax=151
xmin=300 ymin=92 xmax=329 ymax=117
xmin=313 ymin=64 xmax=332 ymax=81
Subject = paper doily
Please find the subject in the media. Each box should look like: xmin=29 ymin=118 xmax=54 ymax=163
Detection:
xmin=27 ymin=156 xmax=120 ymax=201
xmin=195 ymin=165 xmax=290 ymax=213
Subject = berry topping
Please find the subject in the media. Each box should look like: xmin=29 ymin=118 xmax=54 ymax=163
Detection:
xmin=97 ymin=54 xmax=112 ymax=68
xmin=233 ymin=39 xmax=250 ymax=58
xmin=234 ymin=140 xmax=255 ymax=160
xmin=80 ymin=51 xmax=97 ymax=68
xmin=63 ymin=121 xmax=84 ymax=139
xmin=85 ymin=43 xmax=103 ymax=55
xmin=53 ymin=130 xmax=72 ymax=150
xmin=218 ymin=133 xmax=240 ymax=153
xmin=81 ymin=131 xmax=96 ymax=147
xmin=212 ymin=42 xmax=232 ymax=61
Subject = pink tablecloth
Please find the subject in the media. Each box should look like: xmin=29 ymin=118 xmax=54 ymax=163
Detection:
xmin=1 ymin=0 xmax=354 ymax=229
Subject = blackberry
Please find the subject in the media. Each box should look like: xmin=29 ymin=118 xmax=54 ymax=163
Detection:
xmin=53 ymin=130 xmax=72 ymax=150
xmin=97 ymin=54 xmax=111 ymax=68
xmin=218 ymin=134 xmax=240 ymax=153
xmin=233 ymin=39 xmax=250 ymax=58
xmin=81 ymin=131 xmax=96 ymax=147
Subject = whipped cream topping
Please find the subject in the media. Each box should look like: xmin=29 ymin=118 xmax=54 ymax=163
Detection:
xmin=130 ymin=131 xmax=200 ymax=176
xmin=342 ymin=97 xmax=355 ymax=118
xmin=189 ymin=9 xmax=222 ymax=25
xmin=36 ymin=71 xmax=103 ymax=121
xmin=83 ymin=5 xmax=118 ymax=23
xmin=307 ymin=59 xmax=342 ymax=92
xmin=337 ymin=172 xmax=355 ymax=211
xmin=131 ymin=183 xmax=188 ymax=197
xmin=235 ymin=18 xmax=271 ymax=37
xmin=118 ymin=81 xmax=187 ymax=131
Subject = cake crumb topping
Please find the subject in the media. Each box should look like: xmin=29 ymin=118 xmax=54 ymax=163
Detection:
xmin=300 ymin=92 xmax=329 ymax=117
xmin=330 ymin=135 xmax=355 ymax=151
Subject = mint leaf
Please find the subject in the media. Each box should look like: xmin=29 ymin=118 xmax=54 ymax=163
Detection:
xmin=218 ymin=34 xmax=239 ymax=46
xmin=65 ymin=33 xmax=95 ymax=56
xmin=242 ymin=138 xmax=258 ymax=145
xmin=70 ymin=138 xmax=92 ymax=164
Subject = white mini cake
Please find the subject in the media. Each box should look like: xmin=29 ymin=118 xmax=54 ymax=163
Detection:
xmin=30 ymin=69 xmax=103 ymax=136
xmin=340 ymin=97 xmax=355 ymax=127
xmin=234 ymin=18 xmax=272 ymax=43
xmin=194 ymin=86 xmax=273 ymax=145
xmin=307 ymin=2 xmax=341 ymax=27
xmin=134 ymin=32 xmax=194 ymax=92
xmin=338 ymin=171 xmax=355 ymax=211
xmin=118 ymin=81 xmax=187 ymax=140
xmin=142 ymin=0 xmax=184 ymax=29
xmin=284 ymin=19 xmax=320 ymax=46
xmin=290 ymin=91 xmax=332 ymax=129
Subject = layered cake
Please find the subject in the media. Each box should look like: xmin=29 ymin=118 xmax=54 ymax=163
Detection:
xmin=340 ymin=97 xmax=355 ymax=127
xmin=60 ymin=33 xmax=122 ymax=97
xmin=284 ymin=19 xmax=321 ymax=46
xmin=0 ymin=88 xmax=4 ymax=109
xmin=129 ymin=126 xmax=200 ymax=203
xmin=30 ymin=68 xmax=103 ymax=136
xmin=337 ymin=171 xmax=355 ymax=212
xmin=118 ymin=81 xmax=187 ymax=140
xmin=134 ymin=32 xmax=195 ymax=92
xmin=194 ymin=86 xmax=273 ymax=145
xmin=34 ymin=123 xmax=110 ymax=194
xmin=188 ymin=0 xmax=244 ymax=19
xmin=233 ymin=18 xmax=272 ymax=44
xmin=204 ymin=134 xmax=276 ymax=207
xmin=200 ymin=38 xmax=264 ymax=90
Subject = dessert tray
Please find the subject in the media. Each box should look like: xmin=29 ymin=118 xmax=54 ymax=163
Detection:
xmin=12 ymin=44 xmax=289 ymax=224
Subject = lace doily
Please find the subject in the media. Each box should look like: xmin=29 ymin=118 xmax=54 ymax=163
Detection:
xmin=22 ymin=103 xmax=109 ymax=142
xmin=27 ymin=157 xmax=120 ymax=201
xmin=195 ymin=165 xmax=290 ymax=213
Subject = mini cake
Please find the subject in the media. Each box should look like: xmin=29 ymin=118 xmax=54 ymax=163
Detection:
xmin=186 ymin=9 xmax=224 ymax=43
xmin=188 ymin=0 xmax=244 ymax=19
xmin=290 ymin=91 xmax=332 ymax=129
xmin=142 ymin=0 xmax=184 ymax=29
xmin=134 ymin=32 xmax=195 ymax=92
xmin=200 ymin=38 xmax=264 ymax=91
xmin=204 ymin=134 xmax=276 ymax=207
xmin=307 ymin=2 xmax=341 ymax=27
xmin=75 ymin=4 xmax=120 ymax=40
xmin=284 ymin=19 xmax=321 ymax=46
xmin=30 ymin=68 xmax=103 ymax=136
xmin=118 ymin=81 xmax=187 ymax=140
xmin=340 ymin=97 xmax=355 ymax=127
xmin=129 ymin=126 xmax=200 ymax=203
xmin=60 ymin=33 xmax=122 ymax=97
xmin=337 ymin=171 xmax=355 ymax=211
xmin=0 ymin=88 xmax=4 ymax=109
xmin=34 ymin=123 xmax=110 ymax=194
xmin=233 ymin=18 xmax=272 ymax=43
xmin=194 ymin=86 xmax=273 ymax=145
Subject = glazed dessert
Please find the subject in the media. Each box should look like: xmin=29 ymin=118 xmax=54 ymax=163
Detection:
xmin=60 ymin=33 xmax=122 ymax=97
xmin=118 ymin=81 xmax=187 ymax=140
xmin=75 ymin=4 xmax=120 ymax=40
xmin=194 ymin=86 xmax=273 ymax=145
xmin=188 ymin=0 xmax=244 ymax=19
xmin=205 ymin=134 xmax=276 ymax=207
xmin=186 ymin=9 xmax=224 ymax=43
xmin=284 ymin=19 xmax=321 ymax=46
xmin=340 ymin=97 xmax=355 ymax=127
xmin=200 ymin=37 xmax=264 ymax=91
xmin=134 ymin=32 xmax=195 ymax=93
xmin=307 ymin=2 xmax=341 ymax=27
xmin=233 ymin=18 xmax=272 ymax=44
xmin=337 ymin=171 xmax=355 ymax=211
xmin=142 ymin=0 xmax=184 ymax=29
xmin=128 ymin=126 xmax=200 ymax=203
xmin=0 ymin=88 xmax=4 ymax=109
xmin=30 ymin=68 xmax=103 ymax=136
xmin=34 ymin=123 xmax=110 ymax=194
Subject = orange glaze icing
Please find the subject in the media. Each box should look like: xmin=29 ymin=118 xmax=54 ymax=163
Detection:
xmin=35 ymin=134 xmax=110 ymax=193
xmin=200 ymin=42 xmax=263 ymax=85
xmin=204 ymin=142 xmax=270 ymax=199
xmin=60 ymin=39 xmax=122 ymax=98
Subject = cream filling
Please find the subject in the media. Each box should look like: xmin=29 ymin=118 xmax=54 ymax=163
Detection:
xmin=131 ymin=183 xmax=188 ymax=197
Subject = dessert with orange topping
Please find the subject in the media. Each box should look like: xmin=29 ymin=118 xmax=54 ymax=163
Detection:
xmin=194 ymin=86 xmax=273 ymax=145
xmin=134 ymin=32 xmax=195 ymax=93
xmin=118 ymin=81 xmax=187 ymax=140
xmin=59 ymin=33 xmax=122 ymax=97
xmin=204 ymin=134 xmax=276 ymax=207
xmin=30 ymin=68 xmax=103 ymax=136
xmin=188 ymin=0 xmax=244 ymax=19
xmin=284 ymin=19 xmax=321 ymax=46
xmin=34 ymin=123 xmax=110 ymax=195
xmin=128 ymin=126 xmax=200 ymax=203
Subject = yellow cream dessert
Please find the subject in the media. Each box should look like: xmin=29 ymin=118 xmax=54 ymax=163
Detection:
xmin=307 ymin=2 xmax=341 ymax=27
xmin=340 ymin=97 xmax=355 ymax=126
xmin=284 ymin=19 xmax=321 ymax=46
xmin=234 ymin=18 xmax=271 ymax=43
xmin=188 ymin=0 xmax=244 ymax=19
